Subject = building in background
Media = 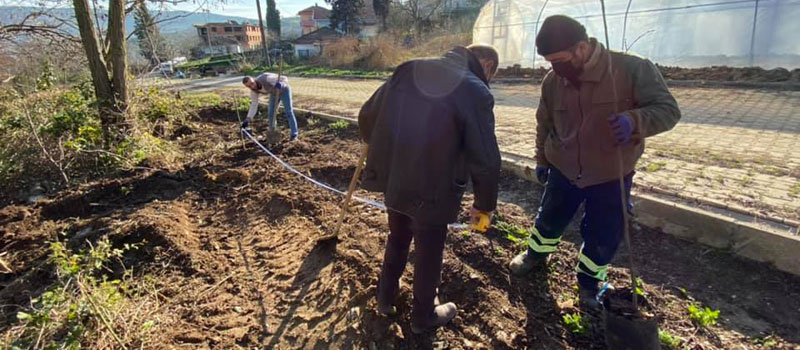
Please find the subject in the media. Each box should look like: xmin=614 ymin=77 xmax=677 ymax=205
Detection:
xmin=298 ymin=5 xmax=331 ymax=35
xmin=194 ymin=21 xmax=263 ymax=56
xmin=292 ymin=27 xmax=343 ymax=58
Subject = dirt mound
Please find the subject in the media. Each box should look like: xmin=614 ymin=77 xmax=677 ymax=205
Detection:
xmin=114 ymin=202 xmax=202 ymax=274
xmin=496 ymin=64 xmax=800 ymax=84
xmin=658 ymin=65 xmax=800 ymax=83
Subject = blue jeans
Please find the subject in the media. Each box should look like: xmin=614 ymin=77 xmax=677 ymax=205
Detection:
xmin=527 ymin=167 xmax=633 ymax=292
xmin=267 ymin=86 xmax=298 ymax=138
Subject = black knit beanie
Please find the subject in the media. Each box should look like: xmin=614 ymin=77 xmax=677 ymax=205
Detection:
xmin=536 ymin=15 xmax=588 ymax=56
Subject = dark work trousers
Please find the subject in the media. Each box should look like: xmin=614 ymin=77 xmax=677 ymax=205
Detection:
xmin=377 ymin=211 xmax=447 ymax=325
xmin=526 ymin=166 xmax=633 ymax=292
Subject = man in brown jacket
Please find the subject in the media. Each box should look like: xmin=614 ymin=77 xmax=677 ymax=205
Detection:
xmin=509 ymin=15 xmax=681 ymax=309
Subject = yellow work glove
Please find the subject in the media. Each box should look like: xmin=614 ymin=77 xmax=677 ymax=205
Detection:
xmin=469 ymin=207 xmax=492 ymax=233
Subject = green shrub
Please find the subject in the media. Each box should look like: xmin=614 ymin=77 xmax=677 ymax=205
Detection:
xmin=183 ymin=92 xmax=222 ymax=109
xmin=235 ymin=96 xmax=251 ymax=113
xmin=0 ymin=85 xmax=182 ymax=194
xmin=138 ymin=87 xmax=186 ymax=122
xmin=8 ymin=236 xmax=154 ymax=349
xmin=36 ymin=61 xmax=56 ymax=91
xmin=42 ymin=88 xmax=97 ymax=140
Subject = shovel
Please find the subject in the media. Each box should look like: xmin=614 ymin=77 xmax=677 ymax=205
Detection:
xmin=317 ymin=143 xmax=369 ymax=243
xmin=598 ymin=3 xmax=659 ymax=347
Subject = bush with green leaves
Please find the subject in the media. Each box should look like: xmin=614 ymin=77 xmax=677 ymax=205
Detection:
xmin=0 ymin=84 xmax=187 ymax=196
xmin=183 ymin=92 xmax=222 ymax=109
xmin=5 ymin=236 xmax=157 ymax=349
xmin=135 ymin=87 xmax=189 ymax=124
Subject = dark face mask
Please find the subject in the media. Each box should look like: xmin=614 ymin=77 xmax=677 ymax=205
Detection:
xmin=552 ymin=61 xmax=583 ymax=87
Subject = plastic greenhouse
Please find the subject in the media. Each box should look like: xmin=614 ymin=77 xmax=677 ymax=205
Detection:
xmin=472 ymin=0 xmax=800 ymax=69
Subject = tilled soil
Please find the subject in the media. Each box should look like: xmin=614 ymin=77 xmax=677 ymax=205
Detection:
xmin=1 ymin=111 xmax=799 ymax=349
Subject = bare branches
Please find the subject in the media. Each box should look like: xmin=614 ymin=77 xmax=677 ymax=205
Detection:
xmin=0 ymin=11 xmax=77 ymax=43
xmin=22 ymin=101 xmax=70 ymax=184
xmin=398 ymin=0 xmax=444 ymax=37
xmin=125 ymin=1 xmax=209 ymax=41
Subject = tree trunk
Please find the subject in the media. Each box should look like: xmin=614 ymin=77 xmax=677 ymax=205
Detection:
xmin=108 ymin=0 xmax=127 ymax=114
xmin=73 ymin=0 xmax=123 ymax=143
xmin=72 ymin=0 xmax=113 ymax=109
xmin=255 ymin=0 xmax=270 ymax=66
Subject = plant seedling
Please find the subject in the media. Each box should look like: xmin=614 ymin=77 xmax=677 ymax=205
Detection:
xmin=328 ymin=120 xmax=350 ymax=131
xmin=658 ymin=330 xmax=682 ymax=349
xmin=562 ymin=312 xmax=588 ymax=334
xmin=688 ymin=304 xmax=719 ymax=327
xmin=494 ymin=220 xmax=530 ymax=247
xmin=634 ymin=277 xmax=646 ymax=297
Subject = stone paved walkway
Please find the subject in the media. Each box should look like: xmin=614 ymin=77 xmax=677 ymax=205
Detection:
xmin=160 ymin=76 xmax=800 ymax=225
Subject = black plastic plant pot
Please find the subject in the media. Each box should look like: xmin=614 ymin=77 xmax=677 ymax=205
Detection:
xmin=602 ymin=288 xmax=660 ymax=350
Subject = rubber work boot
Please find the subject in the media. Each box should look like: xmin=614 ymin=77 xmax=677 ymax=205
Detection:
xmin=410 ymin=302 xmax=457 ymax=334
xmin=378 ymin=289 xmax=439 ymax=317
xmin=377 ymin=301 xmax=397 ymax=316
xmin=578 ymin=287 xmax=602 ymax=312
xmin=376 ymin=276 xmax=398 ymax=316
xmin=509 ymin=250 xmax=547 ymax=276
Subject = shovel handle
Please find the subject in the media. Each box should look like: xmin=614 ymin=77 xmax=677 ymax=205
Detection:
xmin=332 ymin=143 xmax=369 ymax=237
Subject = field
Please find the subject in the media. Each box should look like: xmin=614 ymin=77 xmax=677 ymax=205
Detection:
xmin=1 ymin=107 xmax=799 ymax=349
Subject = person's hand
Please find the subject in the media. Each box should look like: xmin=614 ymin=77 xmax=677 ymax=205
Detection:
xmin=240 ymin=119 xmax=250 ymax=129
xmin=608 ymin=113 xmax=634 ymax=145
xmin=469 ymin=207 xmax=493 ymax=233
xmin=535 ymin=166 xmax=549 ymax=185
xmin=274 ymin=82 xmax=284 ymax=90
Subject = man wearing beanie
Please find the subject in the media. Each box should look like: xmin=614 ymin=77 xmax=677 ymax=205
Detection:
xmin=509 ymin=15 xmax=680 ymax=309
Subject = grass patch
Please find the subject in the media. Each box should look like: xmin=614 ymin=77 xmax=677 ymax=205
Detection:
xmin=183 ymin=92 xmax=222 ymax=109
xmin=789 ymin=182 xmax=800 ymax=198
xmin=284 ymin=65 xmax=391 ymax=78
xmin=643 ymin=161 xmax=667 ymax=172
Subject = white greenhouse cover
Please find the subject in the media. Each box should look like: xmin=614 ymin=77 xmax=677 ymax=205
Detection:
xmin=472 ymin=0 xmax=800 ymax=69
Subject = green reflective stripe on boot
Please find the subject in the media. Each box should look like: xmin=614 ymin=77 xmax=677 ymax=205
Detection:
xmin=577 ymin=253 xmax=609 ymax=281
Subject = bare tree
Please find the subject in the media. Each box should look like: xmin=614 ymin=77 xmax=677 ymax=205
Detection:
xmin=398 ymin=0 xmax=443 ymax=38
xmin=3 ymin=0 xmax=221 ymax=140
xmin=0 ymin=9 xmax=77 ymax=43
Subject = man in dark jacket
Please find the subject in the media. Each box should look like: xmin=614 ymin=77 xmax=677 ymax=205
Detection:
xmin=358 ymin=45 xmax=502 ymax=333
xmin=508 ymin=15 xmax=681 ymax=309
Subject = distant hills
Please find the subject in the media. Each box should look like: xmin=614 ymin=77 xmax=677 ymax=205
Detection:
xmin=0 ymin=6 xmax=302 ymax=39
